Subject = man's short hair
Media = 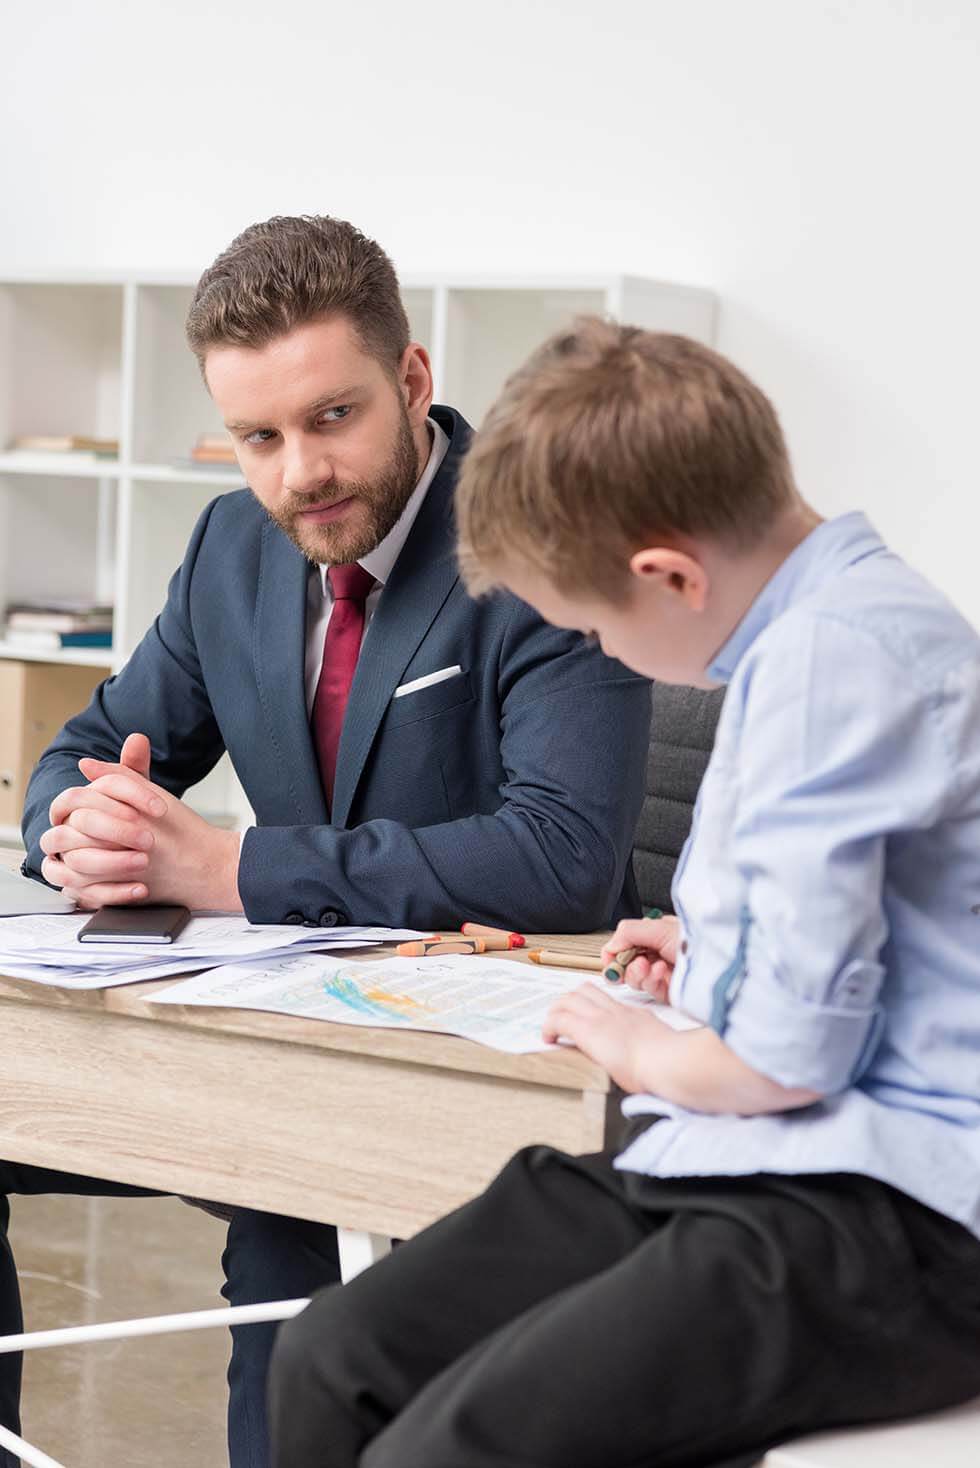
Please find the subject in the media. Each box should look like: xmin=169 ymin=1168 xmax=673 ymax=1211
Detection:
xmin=186 ymin=214 xmax=411 ymax=375
xmin=456 ymin=317 xmax=797 ymax=600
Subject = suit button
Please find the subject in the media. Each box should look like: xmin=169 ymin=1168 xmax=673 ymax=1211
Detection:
xmin=283 ymin=912 xmax=304 ymax=925
xmin=318 ymin=909 xmax=343 ymax=927
xmin=680 ymin=940 xmax=689 ymax=955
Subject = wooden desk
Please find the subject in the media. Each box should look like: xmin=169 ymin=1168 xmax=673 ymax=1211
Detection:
xmin=0 ymin=935 xmax=612 ymax=1241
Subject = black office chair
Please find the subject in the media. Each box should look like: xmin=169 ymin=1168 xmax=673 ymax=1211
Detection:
xmin=631 ymin=682 xmax=725 ymax=914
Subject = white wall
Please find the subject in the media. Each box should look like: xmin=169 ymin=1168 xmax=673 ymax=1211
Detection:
xmin=5 ymin=0 xmax=979 ymax=624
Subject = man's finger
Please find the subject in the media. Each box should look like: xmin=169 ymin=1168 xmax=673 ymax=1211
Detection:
xmin=40 ymin=824 xmax=133 ymax=858
xmin=40 ymin=825 xmax=87 ymax=857
xmin=59 ymin=846 xmax=150 ymax=880
xmin=70 ymin=881 xmax=148 ymax=909
xmin=40 ymin=854 xmax=67 ymax=889
xmin=120 ymin=732 xmax=152 ymax=779
xmin=65 ymin=807 xmax=154 ymax=850
xmin=50 ymin=785 xmax=149 ymax=827
xmin=82 ymin=773 xmax=167 ymax=817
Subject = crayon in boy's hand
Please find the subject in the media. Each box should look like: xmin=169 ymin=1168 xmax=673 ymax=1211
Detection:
xmin=603 ymin=908 xmax=664 ymax=984
xmin=526 ymin=949 xmax=605 ymax=973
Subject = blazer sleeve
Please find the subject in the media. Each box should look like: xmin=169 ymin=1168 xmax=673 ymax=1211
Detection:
xmin=238 ymin=606 xmax=651 ymax=933
xmin=21 ymin=498 xmax=228 ymax=877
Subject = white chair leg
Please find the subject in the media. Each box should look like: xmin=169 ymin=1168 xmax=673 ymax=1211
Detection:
xmin=0 ymin=1298 xmax=310 ymax=1356
xmin=0 ymin=1420 xmax=68 ymax=1468
xmin=0 ymin=1297 xmax=315 ymax=1467
xmin=337 ymin=1229 xmax=392 ymax=1282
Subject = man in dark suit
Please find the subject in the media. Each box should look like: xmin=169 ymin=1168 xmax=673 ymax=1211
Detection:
xmin=11 ymin=216 xmax=650 ymax=1467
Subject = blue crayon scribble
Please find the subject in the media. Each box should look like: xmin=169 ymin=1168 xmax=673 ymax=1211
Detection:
xmin=322 ymin=971 xmax=413 ymax=1022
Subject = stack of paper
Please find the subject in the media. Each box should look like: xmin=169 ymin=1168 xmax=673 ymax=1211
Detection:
xmin=0 ymin=913 xmax=425 ymax=990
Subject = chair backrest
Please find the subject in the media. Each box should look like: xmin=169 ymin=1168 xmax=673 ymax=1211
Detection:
xmin=631 ymin=683 xmax=726 ymax=914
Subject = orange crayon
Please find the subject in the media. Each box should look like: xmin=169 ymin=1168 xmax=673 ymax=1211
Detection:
xmin=396 ymin=939 xmax=487 ymax=957
xmin=431 ymin=931 xmax=512 ymax=951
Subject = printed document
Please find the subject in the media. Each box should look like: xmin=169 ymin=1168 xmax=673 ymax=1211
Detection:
xmin=149 ymin=951 xmax=698 ymax=1053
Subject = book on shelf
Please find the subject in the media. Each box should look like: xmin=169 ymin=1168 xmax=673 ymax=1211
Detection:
xmin=8 ymin=434 xmax=119 ymax=457
xmin=3 ymin=627 xmax=113 ymax=652
xmin=190 ymin=432 xmax=237 ymax=464
xmin=4 ymin=600 xmax=114 ymax=635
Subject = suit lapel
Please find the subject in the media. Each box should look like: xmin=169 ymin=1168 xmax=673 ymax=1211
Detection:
xmin=330 ymin=409 xmax=471 ymax=829
xmin=252 ymin=517 xmax=328 ymax=823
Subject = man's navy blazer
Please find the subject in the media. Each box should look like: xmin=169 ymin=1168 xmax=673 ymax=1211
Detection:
xmin=23 ymin=407 xmax=651 ymax=932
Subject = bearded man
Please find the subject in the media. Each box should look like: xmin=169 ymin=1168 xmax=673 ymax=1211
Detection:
xmin=13 ymin=215 xmax=651 ymax=1468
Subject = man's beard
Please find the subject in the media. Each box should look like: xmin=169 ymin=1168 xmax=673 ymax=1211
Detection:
xmin=260 ymin=408 xmax=422 ymax=565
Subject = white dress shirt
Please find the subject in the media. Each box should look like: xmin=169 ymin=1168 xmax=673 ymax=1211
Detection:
xmin=303 ymin=418 xmax=450 ymax=713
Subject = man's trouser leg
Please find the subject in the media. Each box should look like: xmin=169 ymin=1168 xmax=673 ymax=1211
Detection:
xmin=0 ymin=1162 xmax=157 ymax=1468
xmin=222 ymin=1209 xmax=341 ymax=1468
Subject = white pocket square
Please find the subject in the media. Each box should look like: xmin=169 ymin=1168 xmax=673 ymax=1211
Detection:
xmin=393 ymin=665 xmax=464 ymax=698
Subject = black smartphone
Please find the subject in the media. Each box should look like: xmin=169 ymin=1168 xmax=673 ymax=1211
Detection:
xmin=77 ymin=905 xmax=192 ymax=945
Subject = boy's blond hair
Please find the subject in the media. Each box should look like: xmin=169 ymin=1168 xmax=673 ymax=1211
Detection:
xmin=456 ymin=318 xmax=796 ymax=600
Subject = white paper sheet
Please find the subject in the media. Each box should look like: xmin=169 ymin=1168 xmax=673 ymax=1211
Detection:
xmin=148 ymin=952 xmax=699 ymax=1053
xmin=0 ymin=941 xmax=386 ymax=990
xmin=0 ymin=914 xmax=426 ymax=990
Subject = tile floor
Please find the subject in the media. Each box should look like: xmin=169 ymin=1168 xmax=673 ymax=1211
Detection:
xmin=11 ymin=1193 xmax=230 ymax=1466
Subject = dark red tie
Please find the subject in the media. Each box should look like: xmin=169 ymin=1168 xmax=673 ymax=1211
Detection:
xmin=312 ymin=563 xmax=376 ymax=807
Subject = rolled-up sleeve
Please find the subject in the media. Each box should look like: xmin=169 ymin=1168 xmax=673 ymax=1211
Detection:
xmin=713 ymin=614 xmax=949 ymax=1094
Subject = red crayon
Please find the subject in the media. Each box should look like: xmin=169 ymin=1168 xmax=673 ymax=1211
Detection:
xmin=461 ymin=922 xmax=526 ymax=949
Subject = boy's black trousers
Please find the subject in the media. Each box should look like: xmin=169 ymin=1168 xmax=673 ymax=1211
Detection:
xmin=269 ymin=1137 xmax=980 ymax=1468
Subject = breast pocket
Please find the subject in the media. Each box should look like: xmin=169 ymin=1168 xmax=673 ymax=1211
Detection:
xmin=377 ymin=670 xmax=482 ymax=823
xmin=384 ymin=670 xmax=475 ymax=729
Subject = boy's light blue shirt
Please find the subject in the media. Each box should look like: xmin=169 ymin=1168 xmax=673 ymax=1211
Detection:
xmin=617 ymin=512 xmax=980 ymax=1239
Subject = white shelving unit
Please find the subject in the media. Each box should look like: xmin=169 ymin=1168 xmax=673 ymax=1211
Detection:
xmin=0 ymin=270 xmax=716 ymax=838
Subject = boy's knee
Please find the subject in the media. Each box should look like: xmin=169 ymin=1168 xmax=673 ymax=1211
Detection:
xmin=269 ymin=1282 xmax=370 ymax=1396
xmin=488 ymin=1142 xmax=586 ymax=1208
xmin=270 ymin=1290 xmax=336 ymax=1384
xmin=494 ymin=1143 xmax=564 ymax=1189
xmin=270 ymin=1285 xmax=384 ymax=1463
xmin=269 ymin=1308 xmax=307 ymax=1396
xmin=268 ymin=1296 xmax=333 ymax=1439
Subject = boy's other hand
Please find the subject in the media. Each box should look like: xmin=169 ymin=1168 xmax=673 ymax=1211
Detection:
xmin=542 ymin=983 xmax=670 ymax=1093
xmin=601 ymin=914 xmax=681 ymax=1001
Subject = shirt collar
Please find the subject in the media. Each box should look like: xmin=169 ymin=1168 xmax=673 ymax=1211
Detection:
xmin=706 ymin=512 xmax=888 ymax=684
xmin=318 ymin=416 xmax=450 ymax=595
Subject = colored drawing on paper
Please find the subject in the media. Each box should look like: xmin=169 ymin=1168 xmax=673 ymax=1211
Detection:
xmin=322 ymin=969 xmax=433 ymax=1022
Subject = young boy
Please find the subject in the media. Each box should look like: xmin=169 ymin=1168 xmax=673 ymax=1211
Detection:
xmin=268 ymin=322 xmax=980 ymax=1468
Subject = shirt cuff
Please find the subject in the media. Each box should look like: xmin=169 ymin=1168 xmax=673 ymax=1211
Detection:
xmin=719 ymin=957 xmax=885 ymax=1094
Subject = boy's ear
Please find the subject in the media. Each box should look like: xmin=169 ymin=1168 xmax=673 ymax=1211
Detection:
xmin=628 ymin=547 xmax=709 ymax=611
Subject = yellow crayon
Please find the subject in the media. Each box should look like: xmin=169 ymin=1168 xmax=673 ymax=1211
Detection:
xmin=526 ymin=949 xmax=605 ymax=973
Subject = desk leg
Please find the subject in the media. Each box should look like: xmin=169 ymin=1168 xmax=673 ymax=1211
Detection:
xmin=338 ymin=1229 xmax=392 ymax=1282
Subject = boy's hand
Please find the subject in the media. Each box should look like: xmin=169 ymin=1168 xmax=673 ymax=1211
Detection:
xmin=543 ymin=983 xmax=669 ymax=1093
xmin=601 ymin=914 xmax=681 ymax=1001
